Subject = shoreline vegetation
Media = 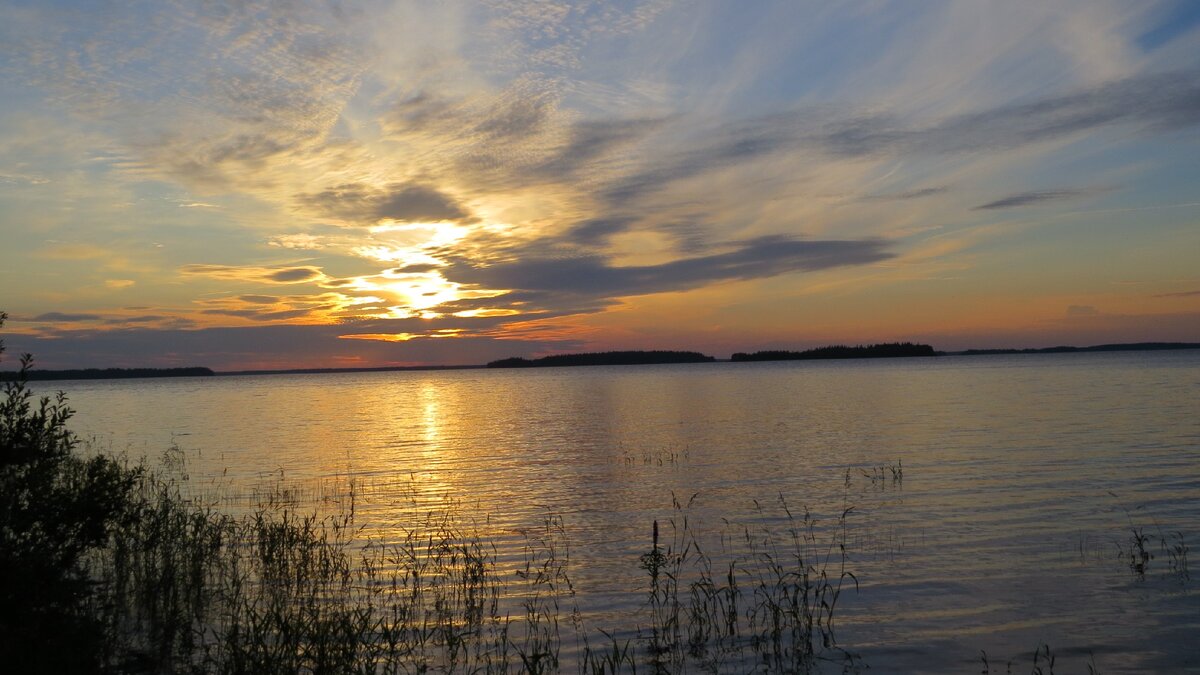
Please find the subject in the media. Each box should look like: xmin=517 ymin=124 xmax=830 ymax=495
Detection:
xmin=0 ymin=366 xmax=216 ymax=382
xmin=731 ymin=342 xmax=936 ymax=361
xmin=955 ymin=341 xmax=1200 ymax=355
xmin=1 ymin=341 xmax=1198 ymax=382
xmin=487 ymin=350 xmax=716 ymax=368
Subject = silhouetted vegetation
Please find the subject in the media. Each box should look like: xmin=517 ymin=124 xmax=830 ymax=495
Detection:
xmin=218 ymin=364 xmax=478 ymax=376
xmin=957 ymin=342 xmax=1200 ymax=356
xmin=731 ymin=342 xmax=937 ymax=362
xmin=0 ymin=366 xmax=215 ymax=382
xmin=488 ymin=350 xmax=716 ymax=368
xmin=0 ymin=312 xmax=143 ymax=673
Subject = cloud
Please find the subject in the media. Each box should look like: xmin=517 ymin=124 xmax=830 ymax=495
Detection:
xmin=862 ymin=186 xmax=949 ymax=202
xmin=563 ymin=217 xmax=638 ymax=245
xmin=379 ymin=78 xmax=666 ymax=199
xmin=180 ymin=264 xmax=328 ymax=285
xmin=269 ymin=234 xmax=327 ymax=250
xmin=818 ymin=69 xmax=1200 ymax=157
xmin=599 ymin=115 xmax=800 ymax=203
xmin=32 ymin=312 xmax=102 ymax=322
xmin=201 ymin=308 xmax=322 ymax=322
xmin=1067 ymin=305 xmax=1100 ymax=316
xmin=599 ymin=69 xmax=1200 ymax=204
xmin=375 ymin=184 xmax=469 ymax=222
xmin=478 ymin=0 xmax=673 ymax=72
xmin=298 ymin=182 xmax=469 ymax=224
xmin=447 ymin=235 xmax=893 ymax=300
xmin=105 ymin=315 xmax=173 ymax=325
xmin=390 ymin=263 xmax=442 ymax=274
xmin=267 ymin=268 xmax=323 ymax=283
xmin=34 ymin=243 xmax=110 ymax=260
xmin=5 ymin=0 xmax=371 ymax=194
xmin=532 ymin=117 xmax=668 ymax=178
xmin=0 ymin=172 xmax=50 ymax=185
xmin=1154 ymin=290 xmax=1200 ymax=298
xmin=973 ymin=188 xmax=1096 ymax=210
xmin=385 ymin=80 xmax=558 ymax=143
xmin=3 ymin=322 xmax=583 ymax=370
xmin=105 ymin=279 xmax=136 ymax=289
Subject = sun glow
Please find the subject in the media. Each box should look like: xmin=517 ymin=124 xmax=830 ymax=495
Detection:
xmin=452 ymin=308 xmax=521 ymax=318
xmin=339 ymin=273 xmax=457 ymax=312
xmin=338 ymin=218 xmax=519 ymax=316
xmin=338 ymin=332 xmax=422 ymax=342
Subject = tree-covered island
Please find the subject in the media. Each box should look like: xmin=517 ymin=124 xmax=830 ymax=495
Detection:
xmin=487 ymin=350 xmax=716 ymax=368
xmin=731 ymin=342 xmax=938 ymax=362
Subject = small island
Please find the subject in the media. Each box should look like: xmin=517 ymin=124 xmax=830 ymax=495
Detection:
xmin=487 ymin=350 xmax=716 ymax=368
xmin=731 ymin=342 xmax=938 ymax=362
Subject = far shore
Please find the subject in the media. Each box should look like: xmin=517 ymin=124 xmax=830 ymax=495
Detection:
xmin=4 ymin=341 xmax=1198 ymax=382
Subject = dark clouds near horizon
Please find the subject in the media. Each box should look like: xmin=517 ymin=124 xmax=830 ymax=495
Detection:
xmin=4 ymin=322 xmax=584 ymax=371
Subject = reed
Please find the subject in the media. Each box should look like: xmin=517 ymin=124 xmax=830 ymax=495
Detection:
xmin=631 ymin=491 xmax=860 ymax=673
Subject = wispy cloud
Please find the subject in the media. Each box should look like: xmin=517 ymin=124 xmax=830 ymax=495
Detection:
xmin=445 ymin=235 xmax=893 ymax=311
xmin=594 ymin=69 xmax=1200 ymax=206
xmin=816 ymin=69 xmax=1200 ymax=157
xmin=973 ymin=188 xmax=1098 ymax=211
xmin=861 ymin=187 xmax=949 ymax=202
xmin=297 ymin=183 xmax=470 ymax=225
xmin=180 ymin=264 xmax=328 ymax=285
xmin=32 ymin=312 xmax=102 ymax=322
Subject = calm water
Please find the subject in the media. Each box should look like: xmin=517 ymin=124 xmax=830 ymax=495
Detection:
xmin=44 ymin=351 xmax=1200 ymax=672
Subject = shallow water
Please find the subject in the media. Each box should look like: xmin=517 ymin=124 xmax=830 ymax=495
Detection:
xmin=47 ymin=350 xmax=1200 ymax=672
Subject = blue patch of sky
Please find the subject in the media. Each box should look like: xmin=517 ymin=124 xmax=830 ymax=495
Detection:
xmin=743 ymin=3 xmax=917 ymax=107
xmin=1137 ymin=0 xmax=1200 ymax=51
xmin=653 ymin=3 xmax=911 ymax=117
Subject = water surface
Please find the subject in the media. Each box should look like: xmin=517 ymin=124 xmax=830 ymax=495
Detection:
xmin=47 ymin=351 xmax=1200 ymax=672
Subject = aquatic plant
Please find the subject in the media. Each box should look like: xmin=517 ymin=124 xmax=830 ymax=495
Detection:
xmin=633 ymin=492 xmax=860 ymax=673
xmin=1108 ymin=492 xmax=1190 ymax=581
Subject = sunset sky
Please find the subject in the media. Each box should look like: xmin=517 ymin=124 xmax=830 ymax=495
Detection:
xmin=2 ymin=0 xmax=1199 ymax=369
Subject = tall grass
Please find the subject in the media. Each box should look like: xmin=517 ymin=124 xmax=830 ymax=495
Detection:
xmin=635 ymin=492 xmax=860 ymax=673
xmin=87 ymin=462 xmax=587 ymax=673
xmin=84 ymin=462 xmax=862 ymax=673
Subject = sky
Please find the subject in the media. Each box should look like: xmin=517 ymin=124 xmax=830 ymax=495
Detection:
xmin=1 ymin=0 xmax=1199 ymax=370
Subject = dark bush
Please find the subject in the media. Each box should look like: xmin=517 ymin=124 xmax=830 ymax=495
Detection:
xmin=0 ymin=312 xmax=141 ymax=673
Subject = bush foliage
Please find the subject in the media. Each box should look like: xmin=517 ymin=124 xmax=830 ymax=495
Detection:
xmin=0 ymin=312 xmax=141 ymax=673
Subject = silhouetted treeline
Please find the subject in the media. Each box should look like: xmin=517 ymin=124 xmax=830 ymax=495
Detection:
xmin=731 ymin=342 xmax=937 ymax=362
xmin=957 ymin=342 xmax=1200 ymax=356
xmin=0 ymin=367 xmax=215 ymax=382
xmin=218 ymin=365 xmax=479 ymax=376
xmin=488 ymin=350 xmax=716 ymax=368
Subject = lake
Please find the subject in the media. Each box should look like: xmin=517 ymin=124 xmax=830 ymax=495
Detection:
xmin=43 ymin=350 xmax=1200 ymax=673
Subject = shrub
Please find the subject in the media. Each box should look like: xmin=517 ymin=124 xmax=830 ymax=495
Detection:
xmin=0 ymin=312 xmax=141 ymax=673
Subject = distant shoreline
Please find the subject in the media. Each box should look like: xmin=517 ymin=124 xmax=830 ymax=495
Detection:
xmin=3 ymin=341 xmax=1198 ymax=381
xmin=945 ymin=342 xmax=1200 ymax=356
